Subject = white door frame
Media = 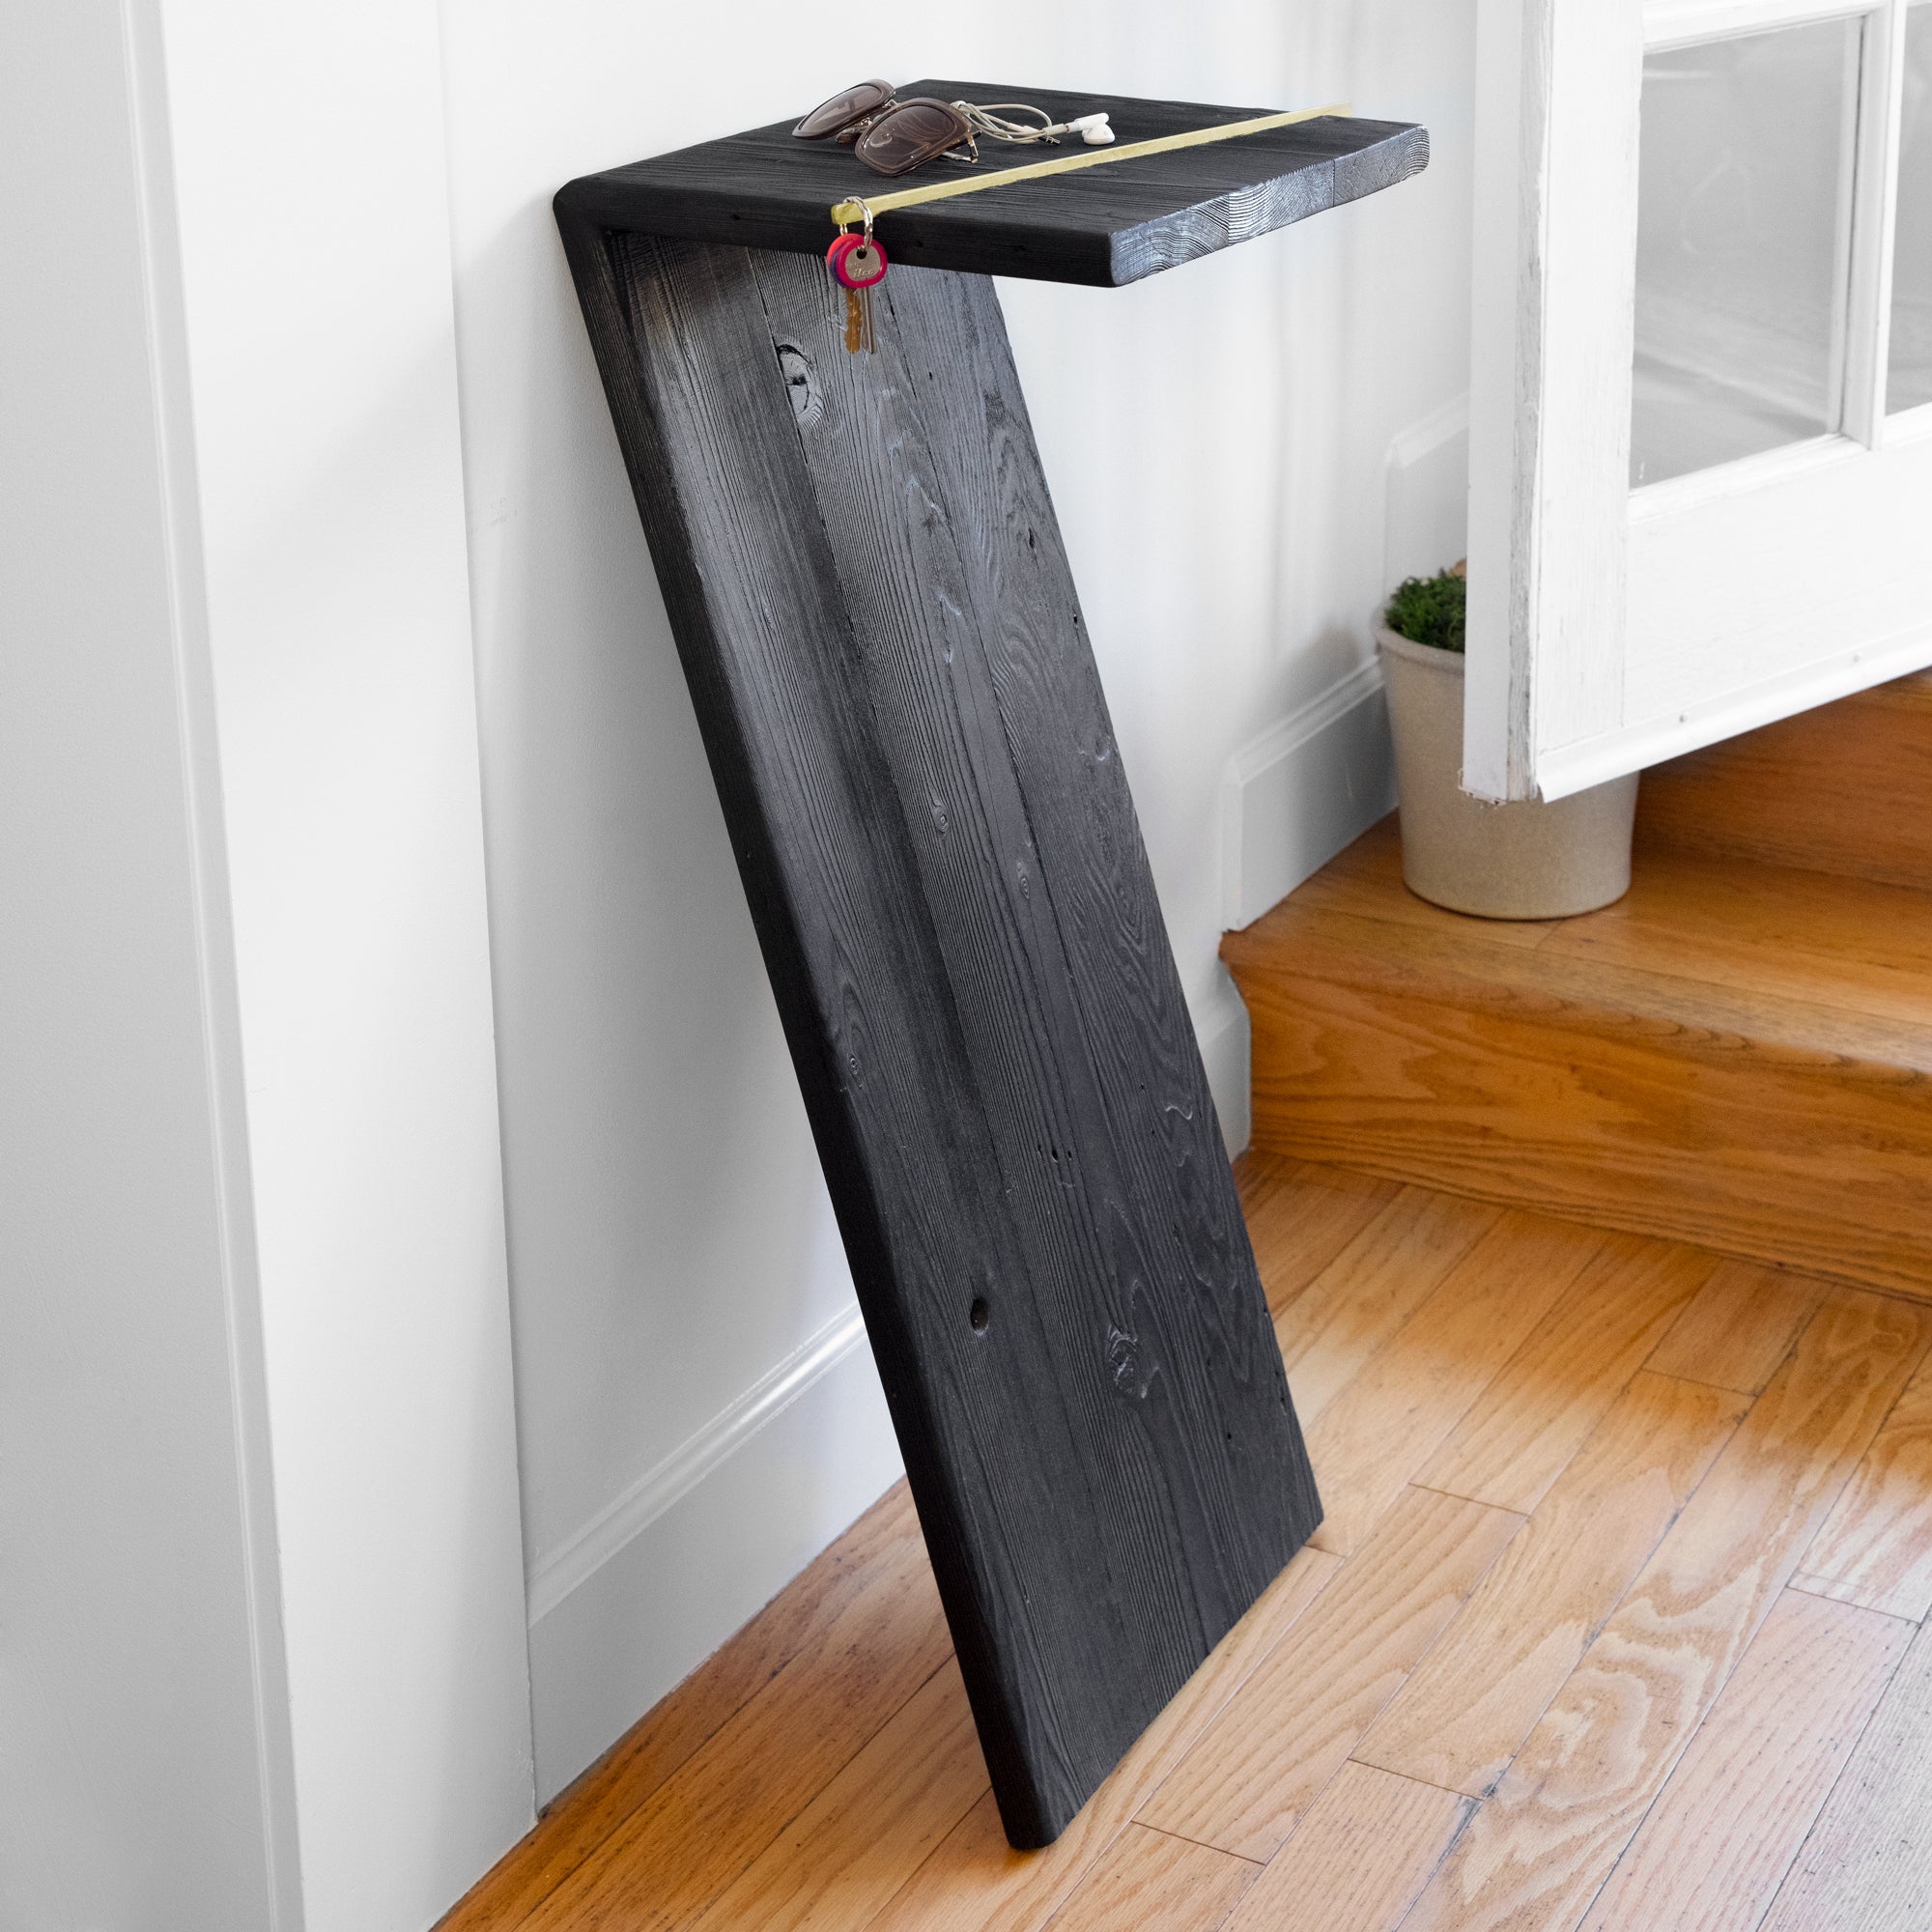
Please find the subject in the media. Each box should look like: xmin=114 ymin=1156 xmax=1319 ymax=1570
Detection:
xmin=1465 ymin=0 xmax=1932 ymax=802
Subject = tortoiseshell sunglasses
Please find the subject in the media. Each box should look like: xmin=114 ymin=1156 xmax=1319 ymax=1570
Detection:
xmin=793 ymin=80 xmax=1112 ymax=178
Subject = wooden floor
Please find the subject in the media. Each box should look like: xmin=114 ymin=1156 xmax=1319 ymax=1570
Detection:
xmin=442 ymin=1155 xmax=1932 ymax=1932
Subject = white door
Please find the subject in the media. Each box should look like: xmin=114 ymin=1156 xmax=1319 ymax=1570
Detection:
xmin=1464 ymin=0 xmax=1932 ymax=802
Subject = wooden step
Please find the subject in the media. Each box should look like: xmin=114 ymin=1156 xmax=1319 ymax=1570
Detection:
xmin=1222 ymin=815 xmax=1932 ymax=1300
xmin=1637 ymin=668 xmax=1932 ymax=891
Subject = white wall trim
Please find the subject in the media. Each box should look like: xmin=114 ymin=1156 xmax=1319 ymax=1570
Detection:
xmin=1538 ymin=615 xmax=1932 ymax=800
xmin=525 ymin=1327 xmax=900 ymax=1801
xmin=526 ymin=1301 xmax=870 ymax=1623
xmin=1188 ymin=968 xmax=1254 ymax=1159
xmin=1387 ymin=389 xmax=1471 ymax=474
xmin=1219 ymin=660 xmax=1395 ymax=932
xmin=123 ymin=4 xmax=305 ymax=1921
xmin=156 ymin=5 xmax=538 ymax=1916
xmin=1383 ymin=390 xmax=1471 ymax=600
xmin=1208 ymin=658 xmax=1397 ymax=1159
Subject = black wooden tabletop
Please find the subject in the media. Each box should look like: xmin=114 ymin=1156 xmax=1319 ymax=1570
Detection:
xmin=555 ymin=81 xmax=1427 ymax=286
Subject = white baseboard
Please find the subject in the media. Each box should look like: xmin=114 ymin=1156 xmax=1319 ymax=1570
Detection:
xmin=526 ymin=1302 xmax=867 ymax=1623
xmin=1205 ymin=661 xmax=1397 ymax=1156
xmin=526 ymin=1314 xmax=901 ymax=1802
xmin=1385 ymin=392 xmax=1470 ymax=591
xmin=1190 ymin=969 xmax=1254 ymax=1160
xmin=1220 ymin=661 xmax=1396 ymax=934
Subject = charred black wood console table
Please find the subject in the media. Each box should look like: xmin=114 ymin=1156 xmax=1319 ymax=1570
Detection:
xmin=555 ymin=85 xmax=1427 ymax=1848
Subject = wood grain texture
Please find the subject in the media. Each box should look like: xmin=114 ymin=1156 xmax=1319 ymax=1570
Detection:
xmin=1226 ymin=895 xmax=1932 ymax=1299
xmin=1759 ymin=1606 xmax=1932 ymax=1932
xmin=1580 ymin=1589 xmax=1912 ymax=1932
xmin=1547 ymin=845 xmax=1932 ymax=1034
xmin=1403 ymin=1289 xmax=1932 ymax=1932
xmin=1796 ymin=1352 xmax=1932 ymax=1619
xmin=1636 ymin=668 xmax=1932 ymax=893
xmin=442 ymin=1483 xmax=943 ymax=1930
xmin=1274 ymin=815 xmax=1554 ymax=951
xmin=517 ymin=1522 xmax=953 ymax=1932
xmin=1034 ymin=1826 xmax=1257 ymax=1932
xmin=1219 ymin=1763 xmax=1470 ymax=1932
xmin=1301 ymin=1211 xmax=1605 ymax=1555
xmin=1272 ymin=1187 xmax=1502 ymax=1427
xmin=1646 ymin=1261 xmax=1826 ymax=1396
xmin=555 ymin=84 xmax=1426 ymax=287
xmin=1418 ymin=1235 xmax=1717 ymax=1514
xmin=442 ymin=1179 xmax=1932 ymax=1932
xmin=688 ymin=1660 xmax=985 ymax=1932
xmin=1357 ymin=1372 xmax=1747 ymax=1796
xmin=1236 ymin=1154 xmax=1402 ymax=1318
xmin=863 ymin=1547 xmax=1338 ymax=1932
xmin=557 ymin=221 xmax=1320 ymax=1844
xmin=1139 ymin=1486 xmax=1522 ymax=1862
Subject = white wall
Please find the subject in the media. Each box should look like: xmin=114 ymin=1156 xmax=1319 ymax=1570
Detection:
xmin=438 ymin=0 xmax=1475 ymax=1803
xmin=4 ymin=5 xmax=536 ymax=1928
xmin=1 ymin=9 xmax=298 ymax=1925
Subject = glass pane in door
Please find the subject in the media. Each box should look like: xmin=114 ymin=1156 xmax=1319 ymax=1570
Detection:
xmin=1632 ymin=17 xmax=1863 ymax=486
xmin=1889 ymin=4 xmax=1932 ymax=412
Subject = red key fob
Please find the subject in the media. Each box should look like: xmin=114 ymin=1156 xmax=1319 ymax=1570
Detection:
xmin=827 ymin=234 xmax=889 ymax=289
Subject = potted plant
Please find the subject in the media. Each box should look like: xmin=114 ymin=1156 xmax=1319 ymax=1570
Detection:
xmin=1377 ymin=565 xmax=1637 ymax=919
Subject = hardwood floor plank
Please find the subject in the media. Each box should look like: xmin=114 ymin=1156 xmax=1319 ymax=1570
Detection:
xmin=1579 ymin=1589 xmax=1912 ymax=1932
xmin=514 ymin=1514 xmax=956 ymax=1931
xmin=1139 ymin=1487 xmax=1522 ymax=1862
xmin=1235 ymin=1150 xmax=1288 ymax=1218
xmin=861 ymin=1546 xmax=1339 ymax=1932
xmin=1795 ymin=1354 xmax=1932 ymax=1620
xmin=688 ymin=1658 xmax=987 ymax=1932
xmin=1238 ymin=1155 xmax=1406 ymax=1318
xmin=1357 ymin=1372 xmax=1746 ymax=1797
xmin=1545 ymin=849 xmax=1932 ymax=1035
xmin=440 ymin=1483 xmax=938 ymax=1930
xmin=1418 ymin=1237 xmax=1718 ymax=1514
xmin=1302 ymin=1213 xmax=1605 ymax=1555
xmin=1274 ymin=1188 xmax=1503 ymax=1427
xmin=1283 ymin=816 xmax=1558 ymax=950
xmin=1645 ymin=1260 xmax=1825 ymax=1395
xmin=1037 ymin=1825 xmax=1257 ymax=1932
xmin=1759 ymin=1607 xmax=1932 ymax=1932
xmin=1402 ymin=1288 xmax=1932 ymax=1932
xmin=1220 ymin=1763 xmax=1471 ymax=1932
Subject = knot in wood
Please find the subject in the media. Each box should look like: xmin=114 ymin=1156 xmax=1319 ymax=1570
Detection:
xmin=775 ymin=342 xmax=822 ymax=428
xmin=1107 ymin=1323 xmax=1153 ymax=1401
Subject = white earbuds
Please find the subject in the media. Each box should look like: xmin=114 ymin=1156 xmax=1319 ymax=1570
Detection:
xmin=1040 ymin=110 xmax=1116 ymax=146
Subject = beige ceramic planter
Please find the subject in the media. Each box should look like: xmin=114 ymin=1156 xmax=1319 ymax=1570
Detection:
xmin=1377 ymin=624 xmax=1637 ymax=920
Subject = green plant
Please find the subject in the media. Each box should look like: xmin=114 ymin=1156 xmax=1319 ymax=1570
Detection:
xmin=1384 ymin=568 xmax=1466 ymax=654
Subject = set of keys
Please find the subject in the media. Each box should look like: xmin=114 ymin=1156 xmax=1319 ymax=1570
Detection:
xmin=827 ymin=207 xmax=889 ymax=355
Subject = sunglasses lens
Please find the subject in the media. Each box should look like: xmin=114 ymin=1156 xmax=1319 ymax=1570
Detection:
xmin=793 ymin=79 xmax=894 ymax=140
xmin=855 ymin=99 xmax=969 ymax=176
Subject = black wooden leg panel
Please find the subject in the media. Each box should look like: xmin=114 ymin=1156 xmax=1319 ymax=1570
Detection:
xmin=557 ymin=219 xmax=1321 ymax=1847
